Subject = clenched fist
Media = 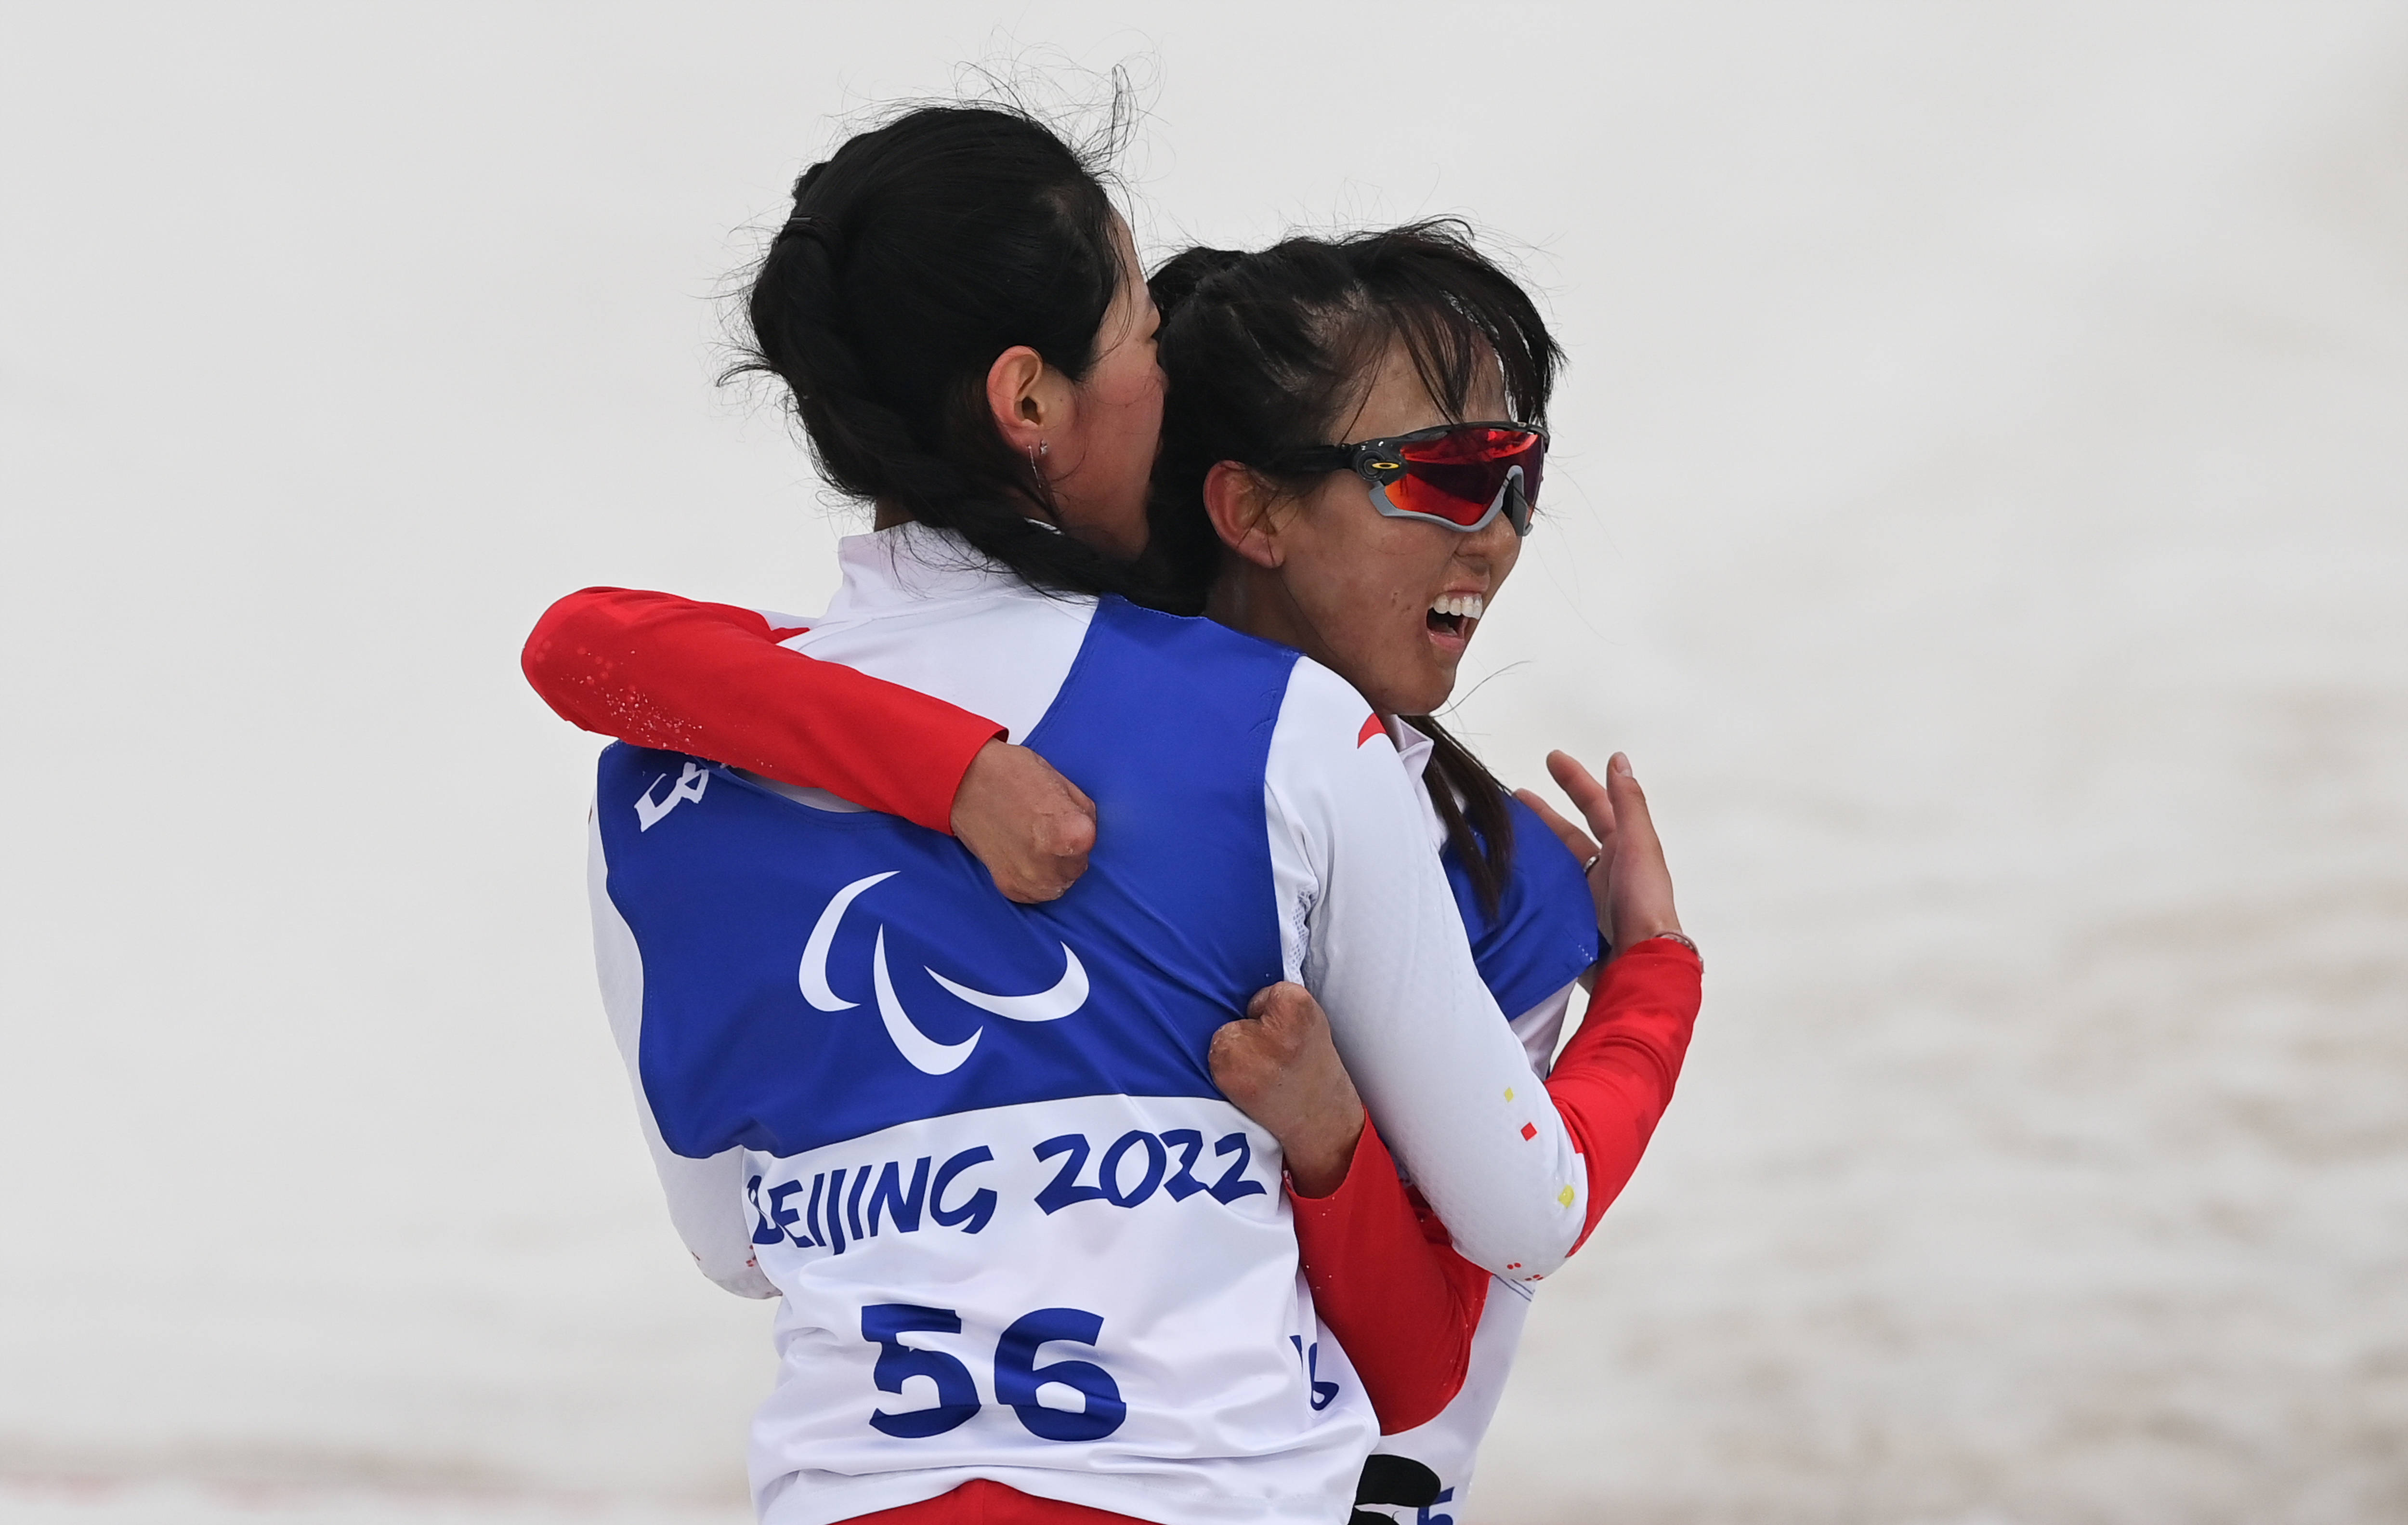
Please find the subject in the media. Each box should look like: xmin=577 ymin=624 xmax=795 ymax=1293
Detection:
xmin=951 ymin=739 xmax=1097 ymax=903
xmin=1208 ymin=983 xmax=1366 ymax=1197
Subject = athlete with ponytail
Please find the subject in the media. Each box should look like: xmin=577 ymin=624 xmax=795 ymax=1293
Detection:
xmin=1139 ymin=230 xmax=1696 ymax=1523
xmin=559 ymin=105 xmax=1686 ymax=1525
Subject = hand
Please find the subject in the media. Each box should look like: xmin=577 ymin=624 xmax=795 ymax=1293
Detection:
xmin=1208 ymin=983 xmax=1366 ymax=1198
xmin=950 ymin=740 xmax=1097 ymax=904
xmin=1514 ymin=750 xmax=1683 ymax=958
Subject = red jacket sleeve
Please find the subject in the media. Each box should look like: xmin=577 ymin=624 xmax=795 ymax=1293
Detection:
xmin=521 ymin=587 xmax=1005 ymax=834
xmin=1549 ymin=938 xmax=1703 ymax=1252
xmin=1283 ymin=938 xmax=1703 ymax=1433
xmin=1288 ymin=1120 xmax=1489 ymax=1434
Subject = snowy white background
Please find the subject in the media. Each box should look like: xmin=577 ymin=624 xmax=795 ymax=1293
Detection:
xmin=4 ymin=4 xmax=2403 ymax=1523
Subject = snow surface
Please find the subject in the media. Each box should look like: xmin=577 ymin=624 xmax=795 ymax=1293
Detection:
xmin=3 ymin=4 xmax=2402 ymax=1523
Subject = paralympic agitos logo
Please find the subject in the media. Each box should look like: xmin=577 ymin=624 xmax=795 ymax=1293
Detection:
xmin=800 ymin=871 xmax=1089 ymax=1075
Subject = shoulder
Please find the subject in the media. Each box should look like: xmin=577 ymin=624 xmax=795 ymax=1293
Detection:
xmin=1067 ymin=599 xmax=1314 ymax=742
xmin=1091 ymin=596 xmax=1299 ymax=670
xmin=1265 ymin=659 xmax=1417 ymax=830
xmin=1269 ymin=657 xmax=1392 ymax=756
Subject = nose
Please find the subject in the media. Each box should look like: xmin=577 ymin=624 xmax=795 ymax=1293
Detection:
xmin=1461 ymin=505 xmax=1521 ymax=565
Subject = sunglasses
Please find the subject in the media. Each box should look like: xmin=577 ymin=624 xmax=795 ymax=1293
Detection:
xmin=1263 ymin=421 xmax=1547 ymax=537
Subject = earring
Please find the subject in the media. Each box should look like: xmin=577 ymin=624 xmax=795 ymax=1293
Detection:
xmin=1028 ymin=439 xmax=1048 ymax=472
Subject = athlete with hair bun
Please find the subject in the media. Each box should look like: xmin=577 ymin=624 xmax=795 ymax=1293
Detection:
xmin=535 ymin=196 xmax=1700 ymax=1522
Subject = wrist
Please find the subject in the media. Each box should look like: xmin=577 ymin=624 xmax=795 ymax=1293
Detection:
xmin=1282 ymin=1107 xmax=1367 ymax=1199
xmin=1620 ymin=930 xmax=1700 ymax=965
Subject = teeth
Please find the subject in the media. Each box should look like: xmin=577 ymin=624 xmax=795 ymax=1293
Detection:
xmin=1429 ymin=594 xmax=1487 ymax=621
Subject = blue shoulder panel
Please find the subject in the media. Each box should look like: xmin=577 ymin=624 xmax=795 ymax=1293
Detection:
xmin=598 ymin=596 xmax=1299 ymax=1160
xmin=1445 ymin=794 xmax=1602 ymax=1021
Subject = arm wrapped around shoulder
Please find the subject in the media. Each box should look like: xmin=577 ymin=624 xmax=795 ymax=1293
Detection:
xmin=1270 ymin=659 xmax=1592 ymax=1282
xmin=521 ymin=586 xmax=1002 ymax=832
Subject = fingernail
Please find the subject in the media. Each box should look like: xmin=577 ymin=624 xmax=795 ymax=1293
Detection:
xmin=1611 ymin=752 xmax=1632 ymax=776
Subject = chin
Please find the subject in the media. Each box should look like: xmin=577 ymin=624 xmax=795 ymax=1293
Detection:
xmin=1417 ymin=671 xmax=1463 ymax=715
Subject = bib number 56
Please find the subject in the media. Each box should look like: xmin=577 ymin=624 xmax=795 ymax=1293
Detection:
xmin=863 ymin=1303 xmax=1126 ymax=1442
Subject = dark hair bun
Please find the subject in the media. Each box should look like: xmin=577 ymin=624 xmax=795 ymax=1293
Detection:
xmin=1147 ymin=247 xmax=1247 ymax=319
xmin=727 ymin=105 xmax=1147 ymax=598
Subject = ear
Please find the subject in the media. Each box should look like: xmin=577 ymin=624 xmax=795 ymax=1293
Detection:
xmin=1204 ymin=461 xmax=1284 ymax=569
xmin=985 ymin=345 xmax=1073 ymax=457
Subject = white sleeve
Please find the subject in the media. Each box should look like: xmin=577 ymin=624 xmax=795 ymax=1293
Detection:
xmin=1266 ymin=661 xmax=1589 ymax=1282
xmin=1509 ymin=979 xmax=1584 ymax=1078
xmin=588 ymin=806 xmax=778 ymax=1299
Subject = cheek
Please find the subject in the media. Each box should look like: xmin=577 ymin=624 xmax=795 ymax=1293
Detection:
xmin=1489 ymin=533 xmax=1523 ymax=588
xmin=1093 ymin=340 xmax=1157 ymax=411
xmin=1352 ymin=527 xmax=1461 ymax=622
xmin=1286 ymin=512 xmax=1450 ymax=657
xmin=1130 ymin=366 xmax=1166 ymax=430
xmin=1099 ymin=364 xmax=1162 ymax=466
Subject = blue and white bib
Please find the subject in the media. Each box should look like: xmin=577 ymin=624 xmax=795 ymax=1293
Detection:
xmin=596 ymin=598 xmax=1374 ymax=1525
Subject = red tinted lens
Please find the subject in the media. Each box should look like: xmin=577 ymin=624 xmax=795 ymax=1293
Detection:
xmin=1391 ymin=428 xmax=1544 ymax=525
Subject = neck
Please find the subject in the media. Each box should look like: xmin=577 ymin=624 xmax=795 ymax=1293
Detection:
xmin=1204 ymin=555 xmax=1391 ymax=720
xmin=871 ymin=500 xmax=915 ymax=530
xmin=1203 ymin=552 xmax=1286 ymax=644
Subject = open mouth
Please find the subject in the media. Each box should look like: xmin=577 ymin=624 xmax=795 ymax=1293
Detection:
xmin=1425 ymin=592 xmax=1486 ymax=641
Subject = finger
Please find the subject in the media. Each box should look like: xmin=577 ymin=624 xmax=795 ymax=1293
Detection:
xmin=1015 ymin=823 xmax=1083 ymax=901
xmin=1037 ymin=853 xmax=1088 ymax=898
xmin=982 ymin=849 xmax=1044 ymax=905
xmin=1007 ymin=874 xmax=1061 ymax=905
xmin=1545 ymin=750 xmax=1619 ymax=846
xmin=1245 ymin=982 xmax=1292 ymax=1023
xmin=1604 ymin=753 xmax=1662 ymax=865
xmin=1207 ymin=1020 xmax=1261 ymax=1085
xmin=1041 ymin=777 xmax=1097 ymax=881
xmin=1601 ymin=753 xmax=1682 ymax=949
xmin=1512 ymin=787 xmax=1597 ymax=864
xmin=1247 ymin=981 xmax=1320 ymax=1041
xmin=1039 ymin=807 xmax=1097 ymax=865
xmin=1062 ymin=812 xmax=1098 ymax=859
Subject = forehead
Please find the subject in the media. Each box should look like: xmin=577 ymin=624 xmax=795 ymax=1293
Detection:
xmin=1337 ymin=334 xmax=1509 ymax=442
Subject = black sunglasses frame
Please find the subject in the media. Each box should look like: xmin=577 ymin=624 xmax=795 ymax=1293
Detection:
xmin=1259 ymin=420 xmax=1548 ymax=538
